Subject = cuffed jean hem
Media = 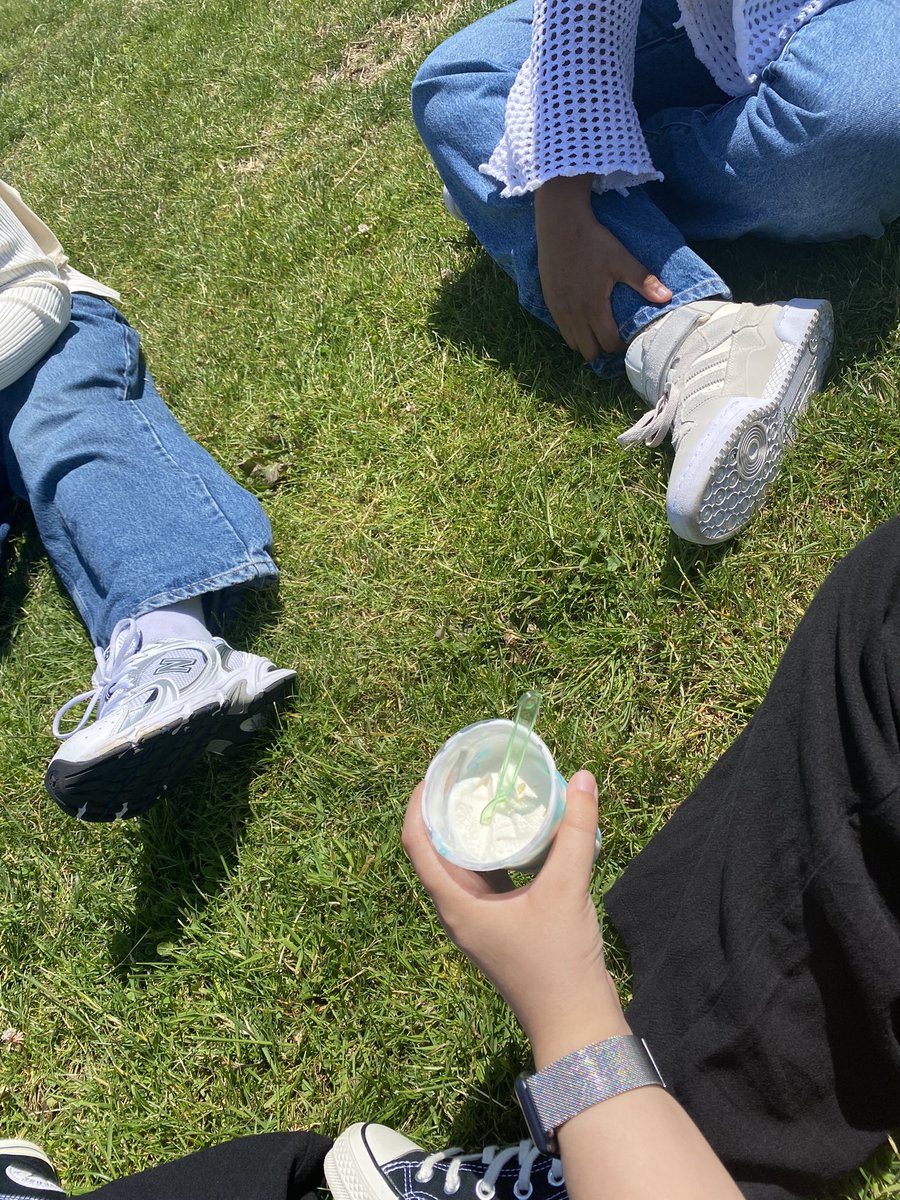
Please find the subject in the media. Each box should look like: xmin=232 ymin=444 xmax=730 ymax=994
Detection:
xmin=108 ymin=555 xmax=280 ymax=645
xmin=584 ymin=274 xmax=733 ymax=378
xmin=587 ymin=353 xmax=628 ymax=380
xmin=619 ymin=274 xmax=733 ymax=343
xmin=516 ymin=272 xmax=731 ymax=380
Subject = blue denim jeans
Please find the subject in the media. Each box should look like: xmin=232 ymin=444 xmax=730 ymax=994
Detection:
xmin=413 ymin=0 xmax=900 ymax=375
xmin=0 ymin=292 xmax=278 ymax=645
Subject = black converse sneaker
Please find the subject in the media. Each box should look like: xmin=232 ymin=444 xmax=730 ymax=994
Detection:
xmin=0 ymin=1142 xmax=65 ymax=1198
xmin=325 ymin=1124 xmax=566 ymax=1200
xmin=45 ymin=619 xmax=296 ymax=821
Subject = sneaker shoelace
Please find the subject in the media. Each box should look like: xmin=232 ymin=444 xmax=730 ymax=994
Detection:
xmin=617 ymin=382 xmax=681 ymax=449
xmin=52 ymin=618 xmax=144 ymax=740
xmin=617 ymin=302 xmax=724 ymax=450
xmin=414 ymin=1140 xmax=564 ymax=1199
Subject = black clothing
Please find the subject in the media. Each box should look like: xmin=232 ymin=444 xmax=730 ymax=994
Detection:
xmin=75 ymin=1132 xmax=332 ymax=1200
xmin=607 ymin=517 xmax=900 ymax=1198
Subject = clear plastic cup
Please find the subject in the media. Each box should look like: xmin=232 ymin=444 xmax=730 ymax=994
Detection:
xmin=421 ymin=718 xmax=597 ymax=873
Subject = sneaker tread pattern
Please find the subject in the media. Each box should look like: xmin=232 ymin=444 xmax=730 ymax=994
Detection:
xmin=687 ymin=303 xmax=833 ymax=543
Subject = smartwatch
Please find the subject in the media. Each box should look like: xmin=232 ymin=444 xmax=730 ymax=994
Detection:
xmin=515 ymin=1034 xmax=665 ymax=1155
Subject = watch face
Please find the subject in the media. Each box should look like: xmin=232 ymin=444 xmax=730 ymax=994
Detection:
xmin=514 ymin=1073 xmax=558 ymax=1156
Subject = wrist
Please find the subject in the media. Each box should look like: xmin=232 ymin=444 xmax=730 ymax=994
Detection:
xmin=525 ymin=974 xmax=630 ymax=1069
xmin=531 ymin=1015 xmax=632 ymax=1070
xmin=534 ymin=174 xmax=595 ymax=225
xmin=536 ymin=173 xmax=594 ymax=199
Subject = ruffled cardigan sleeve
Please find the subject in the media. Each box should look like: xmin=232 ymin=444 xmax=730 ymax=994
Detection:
xmin=480 ymin=0 xmax=663 ymax=198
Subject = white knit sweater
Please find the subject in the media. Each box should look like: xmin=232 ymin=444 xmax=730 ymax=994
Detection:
xmin=0 ymin=180 xmax=118 ymax=392
xmin=482 ymin=0 xmax=836 ymax=198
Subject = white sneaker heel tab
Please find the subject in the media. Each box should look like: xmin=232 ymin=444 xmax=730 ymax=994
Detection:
xmin=442 ymin=185 xmax=466 ymax=223
xmin=617 ymin=384 xmax=678 ymax=449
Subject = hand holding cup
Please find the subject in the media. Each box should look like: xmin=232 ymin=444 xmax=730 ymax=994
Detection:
xmin=403 ymin=770 xmax=628 ymax=1066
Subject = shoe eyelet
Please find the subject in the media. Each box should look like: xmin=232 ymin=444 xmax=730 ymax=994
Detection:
xmin=476 ymin=1182 xmax=495 ymax=1200
xmin=443 ymin=1183 xmax=460 ymax=1196
xmin=514 ymin=1184 xmax=532 ymax=1199
xmin=547 ymin=1170 xmax=564 ymax=1188
xmin=416 ymin=1170 xmax=435 ymax=1184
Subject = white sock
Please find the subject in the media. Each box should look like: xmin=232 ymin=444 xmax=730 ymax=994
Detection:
xmin=133 ymin=596 xmax=213 ymax=645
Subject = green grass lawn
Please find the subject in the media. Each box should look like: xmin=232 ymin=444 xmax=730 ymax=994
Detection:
xmin=0 ymin=0 xmax=898 ymax=1194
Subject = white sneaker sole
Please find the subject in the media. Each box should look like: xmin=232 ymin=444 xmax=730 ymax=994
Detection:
xmin=325 ymin=1126 xmax=400 ymax=1200
xmin=0 ymin=1141 xmax=53 ymax=1165
xmin=667 ymin=299 xmax=833 ymax=545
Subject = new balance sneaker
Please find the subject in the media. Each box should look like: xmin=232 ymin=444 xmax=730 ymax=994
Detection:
xmin=0 ymin=1141 xmax=64 ymax=1198
xmin=325 ymin=1124 xmax=566 ymax=1200
xmin=618 ymin=297 xmax=833 ymax=544
xmin=45 ymin=619 xmax=297 ymax=821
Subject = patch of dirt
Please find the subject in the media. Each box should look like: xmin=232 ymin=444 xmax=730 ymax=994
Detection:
xmin=328 ymin=0 xmax=467 ymax=86
xmin=232 ymin=156 xmax=267 ymax=176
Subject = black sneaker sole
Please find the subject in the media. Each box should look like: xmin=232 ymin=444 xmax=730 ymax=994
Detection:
xmin=44 ymin=674 xmax=296 ymax=822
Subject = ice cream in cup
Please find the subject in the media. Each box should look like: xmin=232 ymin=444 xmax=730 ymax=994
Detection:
xmin=421 ymin=711 xmax=600 ymax=873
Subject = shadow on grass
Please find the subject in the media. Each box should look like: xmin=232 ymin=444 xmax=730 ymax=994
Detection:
xmin=446 ymin=1042 xmax=532 ymax=1150
xmin=429 ymin=224 xmax=899 ymax=409
xmin=108 ymin=750 xmax=256 ymax=977
xmin=109 ymin=585 xmax=292 ymax=978
xmin=0 ymin=506 xmax=44 ymax=664
xmin=696 ymin=230 xmax=900 ymax=374
xmin=659 ymin=525 xmax=739 ymax=593
xmin=429 ymin=242 xmax=629 ymax=426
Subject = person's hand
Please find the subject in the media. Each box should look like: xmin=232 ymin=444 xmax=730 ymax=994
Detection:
xmin=406 ymin=772 xmax=743 ymax=1200
xmin=403 ymin=770 xmax=629 ymax=1066
xmin=534 ymin=175 xmax=671 ymax=358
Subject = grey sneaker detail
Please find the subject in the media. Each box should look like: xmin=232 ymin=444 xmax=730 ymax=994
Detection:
xmin=624 ymin=302 xmax=722 ymax=408
xmin=52 ymin=622 xmax=214 ymax=743
xmin=616 ymin=385 xmax=676 ymax=449
xmin=45 ymin=620 xmax=297 ymax=820
xmin=618 ymin=297 xmax=834 ymax=544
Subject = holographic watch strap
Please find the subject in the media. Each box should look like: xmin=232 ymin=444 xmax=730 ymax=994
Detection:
xmin=525 ymin=1035 xmax=665 ymax=1141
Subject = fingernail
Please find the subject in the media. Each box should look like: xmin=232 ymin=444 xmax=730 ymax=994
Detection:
xmin=651 ymin=279 xmax=670 ymax=299
xmin=571 ymin=769 xmax=598 ymax=798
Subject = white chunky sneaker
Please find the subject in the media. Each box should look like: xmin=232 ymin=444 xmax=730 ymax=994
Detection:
xmin=325 ymin=1124 xmax=566 ymax=1200
xmin=45 ymin=619 xmax=296 ymax=821
xmin=618 ymin=298 xmax=833 ymax=544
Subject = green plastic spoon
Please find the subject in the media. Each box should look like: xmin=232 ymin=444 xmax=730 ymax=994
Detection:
xmin=479 ymin=689 xmax=543 ymax=825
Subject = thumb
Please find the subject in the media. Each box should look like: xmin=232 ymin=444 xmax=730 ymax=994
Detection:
xmin=537 ymin=769 xmax=600 ymax=890
xmin=616 ymin=249 xmax=671 ymax=305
